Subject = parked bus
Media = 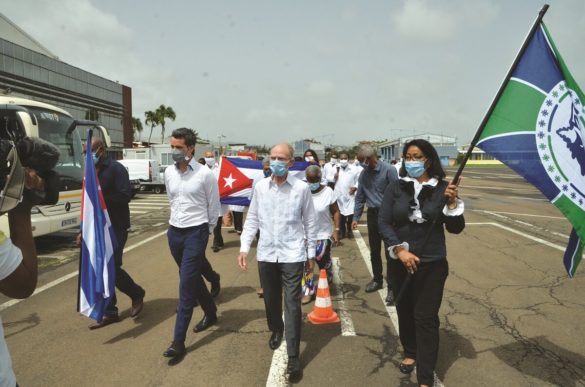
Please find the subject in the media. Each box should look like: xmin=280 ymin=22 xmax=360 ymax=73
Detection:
xmin=0 ymin=96 xmax=110 ymax=237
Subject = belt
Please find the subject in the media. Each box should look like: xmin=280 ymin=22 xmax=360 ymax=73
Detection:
xmin=169 ymin=223 xmax=208 ymax=232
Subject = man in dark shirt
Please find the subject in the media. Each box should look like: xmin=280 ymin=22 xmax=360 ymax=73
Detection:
xmin=352 ymin=145 xmax=398 ymax=305
xmin=86 ymin=138 xmax=146 ymax=329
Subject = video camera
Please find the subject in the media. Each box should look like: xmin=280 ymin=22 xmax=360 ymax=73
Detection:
xmin=0 ymin=105 xmax=60 ymax=212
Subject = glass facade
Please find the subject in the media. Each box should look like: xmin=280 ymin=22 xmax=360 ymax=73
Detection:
xmin=0 ymin=37 xmax=130 ymax=151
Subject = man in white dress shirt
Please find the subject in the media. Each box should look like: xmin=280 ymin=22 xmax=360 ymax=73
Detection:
xmin=162 ymin=128 xmax=220 ymax=360
xmin=237 ymin=143 xmax=316 ymax=382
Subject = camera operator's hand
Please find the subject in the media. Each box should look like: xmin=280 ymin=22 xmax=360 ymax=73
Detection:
xmin=23 ymin=168 xmax=45 ymax=191
xmin=76 ymin=233 xmax=82 ymax=247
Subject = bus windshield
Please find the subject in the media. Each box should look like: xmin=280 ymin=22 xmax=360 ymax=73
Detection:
xmin=27 ymin=107 xmax=84 ymax=191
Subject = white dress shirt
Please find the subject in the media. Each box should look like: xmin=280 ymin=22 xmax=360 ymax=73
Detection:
xmin=165 ymin=159 xmax=220 ymax=231
xmin=240 ymin=173 xmax=317 ymax=262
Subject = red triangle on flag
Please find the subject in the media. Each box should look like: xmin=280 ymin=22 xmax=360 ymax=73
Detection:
xmin=218 ymin=157 xmax=253 ymax=197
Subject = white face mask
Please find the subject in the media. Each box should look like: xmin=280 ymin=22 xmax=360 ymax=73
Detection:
xmin=204 ymin=157 xmax=215 ymax=166
xmin=339 ymin=159 xmax=348 ymax=167
xmin=330 ymin=158 xmax=338 ymax=165
xmin=305 ymin=156 xmax=314 ymax=162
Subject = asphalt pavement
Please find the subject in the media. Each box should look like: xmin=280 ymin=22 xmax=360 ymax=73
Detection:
xmin=2 ymin=168 xmax=585 ymax=386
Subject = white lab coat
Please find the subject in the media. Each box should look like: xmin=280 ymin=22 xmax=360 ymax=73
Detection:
xmin=333 ymin=165 xmax=360 ymax=216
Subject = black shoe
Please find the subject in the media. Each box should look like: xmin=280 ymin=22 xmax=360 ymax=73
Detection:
xmin=269 ymin=330 xmax=283 ymax=350
xmin=193 ymin=314 xmax=217 ymax=333
xmin=365 ymin=280 xmax=383 ymax=293
xmin=398 ymin=361 xmax=415 ymax=374
xmin=212 ymin=245 xmax=221 ymax=253
xmin=210 ymin=274 xmax=221 ymax=298
xmin=385 ymin=289 xmax=395 ymax=306
xmin=163 ymin=341 xmax=186 ymax=358
xmin=287 ymin=356 xmax=302 ymax=382
xmin=88 ymin=315 xmax=120 ymax=330
xmin=131 ymin=288 xmax=146 ymax=318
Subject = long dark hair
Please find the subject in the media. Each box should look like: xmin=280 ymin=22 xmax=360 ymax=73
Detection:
xmin=399 ymin=139 xmax=445 ymax=180
xmin=303 ymin=149 xmax=319 ymax=164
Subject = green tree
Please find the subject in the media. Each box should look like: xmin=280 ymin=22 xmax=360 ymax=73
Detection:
xmin=156 ymin=104 xmax=176 ymax=144
xmin=132 ymin=116 xmax=143 ymax=141
xmin=145 ymin=110 xmax=159 ymax=144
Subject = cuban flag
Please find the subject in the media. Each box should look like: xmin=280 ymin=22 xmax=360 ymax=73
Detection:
xmin=78 ymin=129 xmax=117 ymax=321
xmin=476 ymin=23 xmax=585 ymax=277
xmin=218 ymin=157 xmax=310 ymax=206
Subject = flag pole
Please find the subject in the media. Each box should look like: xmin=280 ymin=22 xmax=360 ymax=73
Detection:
xmin=394 ymin=4 xmax=550 ymax=306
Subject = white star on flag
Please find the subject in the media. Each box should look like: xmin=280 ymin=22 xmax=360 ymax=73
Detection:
xmin=223 ymin=174 xmax=236 ymax=188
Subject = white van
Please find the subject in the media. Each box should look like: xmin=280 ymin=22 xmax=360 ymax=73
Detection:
xmin=118 ymin=159 xmax=166 ymax=194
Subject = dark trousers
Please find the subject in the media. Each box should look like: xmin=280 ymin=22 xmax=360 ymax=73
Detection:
xmin=367 ymin=208 xmax=390 ymax=284
xmin=340 ymin=214 xmax=353 ymax=238
xmin=168 ymin=224 xmax=217 ymax=342
xmin=388 ymin=258 xmax=449 ymax=386
xmin=258 ymin=261 xmax=304 ymax=358
xmin=171 ymin=245 xmax=219 ymax=284
xmin=232 ymin=211 xmax=243 ymax=232
xmin=213 ymin=216 xmax=223 ymax=247
xmin=105 ymin=228 xmax=143 ymax=317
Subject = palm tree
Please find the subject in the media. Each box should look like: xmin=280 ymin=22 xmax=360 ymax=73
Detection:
xmin=156 ymin=104 xmax=176 ymax=144
xmin=145 ymin=110 xmax=159 ymax=144
xmin=132 ymin=116 xmax=143 ymax=142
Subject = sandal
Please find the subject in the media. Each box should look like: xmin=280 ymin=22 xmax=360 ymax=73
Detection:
xmin=398 ymin=361 xmax=416 ymax=374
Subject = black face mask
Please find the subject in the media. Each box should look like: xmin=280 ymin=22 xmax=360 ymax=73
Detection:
xmin=263 ymin=170 xmax=272 ymax=177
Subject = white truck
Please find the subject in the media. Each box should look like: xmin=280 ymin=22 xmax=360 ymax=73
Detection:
xmin=0 ymin=96 xmax=111 ymax=237
xmin=118 ymin=159 xmax=165 ymax=194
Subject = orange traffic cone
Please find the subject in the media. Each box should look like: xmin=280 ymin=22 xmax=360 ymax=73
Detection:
xmin=307 ymin=269 xmax=340 ymax=324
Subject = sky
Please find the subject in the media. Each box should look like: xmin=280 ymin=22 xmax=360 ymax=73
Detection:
xmin=1 ymin=0 xmax=584 ymax=147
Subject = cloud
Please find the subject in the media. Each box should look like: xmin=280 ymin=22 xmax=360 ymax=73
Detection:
xmin=391 ymin=0 xmax=457 ymax=42
xmin=1 ymin=0 xmax=173 ymax=119
xmin=307 ymin=80 xmax=334 ymax=95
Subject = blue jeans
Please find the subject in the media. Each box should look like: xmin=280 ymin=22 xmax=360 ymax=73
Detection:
xmin=167 ymin=224 xmax=217 ymax=342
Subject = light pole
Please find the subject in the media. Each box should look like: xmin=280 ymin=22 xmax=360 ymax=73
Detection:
xmin=217 ymin=134 xmax=226 ymax=156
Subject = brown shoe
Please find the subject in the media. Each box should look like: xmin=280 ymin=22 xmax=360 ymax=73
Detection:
xmin=89 ymin=315 xmax=120 ymax=330
xmin=131 ymin=289 xmax=145 ymax=318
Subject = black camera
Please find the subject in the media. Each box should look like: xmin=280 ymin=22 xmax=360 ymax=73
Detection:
xmin=0 ymin=107 xmax=60 ymax=207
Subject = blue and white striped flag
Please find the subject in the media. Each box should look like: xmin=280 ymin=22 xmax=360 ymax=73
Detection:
xmin=78 ymin=129 xmax=116 ymax=321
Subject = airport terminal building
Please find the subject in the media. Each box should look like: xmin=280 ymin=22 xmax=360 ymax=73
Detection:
xmin=0 ymin=13 xmax=132 ymax=154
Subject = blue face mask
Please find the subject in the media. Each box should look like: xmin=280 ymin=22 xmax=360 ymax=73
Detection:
xmin=270 ymin=160 xmax=288 ymax=176
xmin=263 ymin=169 xmax=272 ymax=178
xmin=308 ymin=182 xmax=321 ymax=192
xmin=360 ymin=160 xmax=369 ymax=169
xmin=404 ymin=160 xmax=426 ymax=178
xmin=92 ymin=152 xmax=100 ymax=165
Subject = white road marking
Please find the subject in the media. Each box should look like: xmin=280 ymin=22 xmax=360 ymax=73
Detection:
xmin=266 ymin=336 xmax=289 ymax=387
xmin=353 ymin=229 xmax=445 ymax=387
xmin=463 ymin=184 xmax=539 ymax=192
xmin=466 ymin=222 xmax=569 ymax=252
xmin=331 ymin=257 xmax=356 ymax=336
xmin=472 ymin=210 xmax=564 ymax=220
xmin=130 ymin=210 xmax=148 ymax=214
xmin=265 ymin=259 xmax=355 ymax=386
xmin=473 ymin=211 xmax=569 ymax=239
xmin=0 ymin=230 xmax=168 ymax=312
